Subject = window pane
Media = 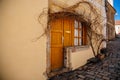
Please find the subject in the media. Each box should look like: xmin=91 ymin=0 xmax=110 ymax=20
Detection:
xmin=79 ymin=22 xmax=82 ymax=28
xmin=74 ymin=29 xmax=78 ymax=37
xmin=79 ymin=30 xmax=82 ymax=37
xmin=74 ymin=38 xmax=78 ymax=46
xmin=74 ymin=20 xmax=78 ymax=28
xmin=79 ymin=38 xmax=82 ymax=45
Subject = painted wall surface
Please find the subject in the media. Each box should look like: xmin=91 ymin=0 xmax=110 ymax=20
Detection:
xmin=71 ymin=47 xmax=93 ymax=69
xmin=0 ymin=0 xmax=48 ymax=80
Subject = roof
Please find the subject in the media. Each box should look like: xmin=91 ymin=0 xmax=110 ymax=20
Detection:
xmin=115 ymin=20 xmax=120 ymax=25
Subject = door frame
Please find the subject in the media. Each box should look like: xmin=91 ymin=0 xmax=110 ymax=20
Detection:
xmin=46 ymin=17 xmax=74 ymax=77
xmin=50 ymin=18 xmax=64 ymax=71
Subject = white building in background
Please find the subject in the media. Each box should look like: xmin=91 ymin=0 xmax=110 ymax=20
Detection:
xmin=115 ymin=21 xmax=120 ymax=34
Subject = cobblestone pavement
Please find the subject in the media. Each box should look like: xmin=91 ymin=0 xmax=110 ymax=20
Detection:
xmin=49 ymin=37 xmax=120 ymax=80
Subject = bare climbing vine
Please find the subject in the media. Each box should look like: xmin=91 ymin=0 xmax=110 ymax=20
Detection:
xmin=37 ymin=0 xmax=106 ymax=57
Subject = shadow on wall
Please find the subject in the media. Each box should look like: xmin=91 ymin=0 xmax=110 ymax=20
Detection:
xmin=0 ymin=0 xmax=2 ymax=2
xmin=0 ymin=74 xmax=3 ymax=80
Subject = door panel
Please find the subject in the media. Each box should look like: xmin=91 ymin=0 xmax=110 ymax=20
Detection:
xmin=64 ymin=18 xmax=74 ymax=46
xmin=51 ymin=47 xmax=63 ymax=71
xmin=50 ymin=19 xmax=64 ymax=71
xmin=50 ymin=17 xmax=74 ymax=71
xmin=82 ymin=23 xmax=87 ymax=45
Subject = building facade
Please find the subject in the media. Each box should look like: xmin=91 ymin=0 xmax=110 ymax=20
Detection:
xmin=0 ymin=0 xmax=108 ymax=80
xmin=106 ymin=0 xmax=116 ymax=40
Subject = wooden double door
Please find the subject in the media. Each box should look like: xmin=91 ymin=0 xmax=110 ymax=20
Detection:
xmin=50 ymin=17 xmax=74 ymax=71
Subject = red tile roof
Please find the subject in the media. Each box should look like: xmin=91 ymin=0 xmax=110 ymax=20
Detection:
xmin=115 ymin=20 xmax=120 ymax=25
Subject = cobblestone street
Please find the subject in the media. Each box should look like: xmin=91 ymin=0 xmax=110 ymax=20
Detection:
xmin=49 ymin=36 xmax=120 ymax=80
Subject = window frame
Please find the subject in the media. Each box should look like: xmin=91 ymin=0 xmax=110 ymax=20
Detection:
xmin=73 ymin=20 xmax=87 ymax=46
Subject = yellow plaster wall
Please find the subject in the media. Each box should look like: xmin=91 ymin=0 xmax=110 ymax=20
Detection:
xmin=0 ymin=0 xmax=48 ymax=80
xmin=71 ymin=47 xmax=93 ymax=69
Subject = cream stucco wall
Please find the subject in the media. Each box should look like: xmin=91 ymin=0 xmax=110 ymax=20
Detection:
xmin=0 ymin=0 xmax=48 ymax=80
xmin=71 ymin=47 xmax=93 ymax=69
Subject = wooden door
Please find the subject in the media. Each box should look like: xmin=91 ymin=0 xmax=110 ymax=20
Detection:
xmin=50 ymin=17 xmax=74 ymax=71
xmin=50 ymin=18 xmax=64 ymax=71
xmin=82 ymin=23 xmax=87 ymax=45
xmin=63 ymin=18 xmax=74 ymax=46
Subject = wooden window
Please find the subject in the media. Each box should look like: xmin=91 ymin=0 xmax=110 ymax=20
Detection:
xmin=74 ymin=20 xmax=87 ymax=46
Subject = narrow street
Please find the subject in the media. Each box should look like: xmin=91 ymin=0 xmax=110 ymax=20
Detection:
xmin=49 ymin=36 xmax=120 ymax=80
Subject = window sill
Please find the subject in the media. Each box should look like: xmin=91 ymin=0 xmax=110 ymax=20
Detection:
xmin=64 ymin=45 xmax=90 ymax=52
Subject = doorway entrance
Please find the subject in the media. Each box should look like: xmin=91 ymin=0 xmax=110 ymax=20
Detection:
xmin=50 ymin=17 xmax=74 ymax=71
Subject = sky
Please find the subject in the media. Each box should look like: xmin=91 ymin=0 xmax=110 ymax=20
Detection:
xmin=114 ymin=0 xmax=120 ymax=20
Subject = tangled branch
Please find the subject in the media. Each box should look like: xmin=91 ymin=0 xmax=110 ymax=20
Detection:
xmin=37 ymin=0 xmax=106 ymax=57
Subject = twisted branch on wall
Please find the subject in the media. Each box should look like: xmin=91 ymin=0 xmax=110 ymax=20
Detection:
xmin=37 ymin=0 xmax=106 ymax=57
xmin=32 ymin=8 xmax=48 ymax=42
